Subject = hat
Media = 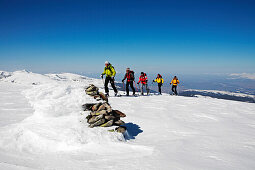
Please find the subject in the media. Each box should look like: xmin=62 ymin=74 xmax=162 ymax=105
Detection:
xmin=141 ymin=72 xmax=144 ymax=74
xmin=126 ymin=68 xmax=130 ymax=70
xmin=105 ymin=61 xmax=109 ymax=64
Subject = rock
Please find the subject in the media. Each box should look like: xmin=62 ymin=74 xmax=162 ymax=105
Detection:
xmin=94 ymin=95 xmax=101 ymax=101
xmin=89 ymin=118 xmax=106 ymax=128
xmin=85 ymin=84 xmax=99 ymax=96
xmin=86 ymin=84 xmax=99 ymax=92
xmin=104 ymin=103 xmax=112 ymax=113
xmin=115 ymin=126 xmax=127 ymax=133
xmin=88 ymin=114 xmax=104 ymax=124
xmin=97 ymin=104 xmax=106 ymax=112
xmin=86 ymin=91 xmax=98 ymax=96
xmin=91 ymin=110 xmax=107 ymax=116
xmin=112 ymin=110 xmax=126 ymax=117
xmin=99 ymin=92 xmax=108 ymax=102
xmin=86 ymin=114 xmax=92 ymax=121
xmin=93 ymin=95 xmax=100 ymax=98
xmin=82 ymin=103 xmax=97 ymax=111
xmin=91 ymin=103 xmax=102 ymax=111
xmin=105 ymin=115 xmax=115 ymax=120
xmin=114 ymin=120 xmax=125 ymax=126
xmin=100 ymin=120 xmax=114 ymax=127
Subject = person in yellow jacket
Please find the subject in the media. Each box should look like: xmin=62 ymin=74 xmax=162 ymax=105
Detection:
xmin=153 ymin=74 xmax=164 ymax=94
xmin=101 ymin=61 xmax=118 ymax=96
xmin=170 ymin=76 xmax=180 ymax=95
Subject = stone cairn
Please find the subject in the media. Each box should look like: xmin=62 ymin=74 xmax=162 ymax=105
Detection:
xmin=82 ymin=84 xmax=126 ymax=133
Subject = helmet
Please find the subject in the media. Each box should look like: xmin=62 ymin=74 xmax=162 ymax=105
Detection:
xmin=105 ymin=61 xmax=109 ymax=64
xmin=141 ymin=72 xmax=144 ymax=74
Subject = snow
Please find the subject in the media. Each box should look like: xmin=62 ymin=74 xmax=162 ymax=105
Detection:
xmin=0 ymin=82 xmax=33 ymax=126
xmin=0 ymin=71 xmax=255 ymax=170
xmin=183 ymin=89 xmax=255 ymax=99
xmin=0 ymin=71 xmax=12 ymax=79
xmin=230 ymin=73 xmax=255 ymax=80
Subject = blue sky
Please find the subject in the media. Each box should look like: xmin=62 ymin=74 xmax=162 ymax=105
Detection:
xmin=0 ymin=0 xmax=254 ymax=74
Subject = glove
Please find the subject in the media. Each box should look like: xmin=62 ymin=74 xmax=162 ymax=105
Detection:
xmin=122 ymin=79 xmax=124 ymax=82
xmin=137 ymin=82 xmax=139 ymax=84
xmin=100 ymin=74 xmax=103 ymax=79
xmin=111 ymin=76 xmax=115 ymax=81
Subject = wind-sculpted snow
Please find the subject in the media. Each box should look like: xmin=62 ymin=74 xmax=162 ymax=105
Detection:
xmin=0 ymin=71 xmax=153 ymax=169
xmin=0 ymin=71 xmax=255 ymax=170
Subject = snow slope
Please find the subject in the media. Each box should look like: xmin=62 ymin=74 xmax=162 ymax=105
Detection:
xmin=0 ymin=71 xmax=255 ymax=170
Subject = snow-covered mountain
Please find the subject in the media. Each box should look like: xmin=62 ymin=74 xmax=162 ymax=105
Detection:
xmin=180 ymin=89 xmax=255 ymax=103
xmin=0 ymin=70 xmax=12 ymax=79
xmin=0 ymin=71 xmax=255 ymax=170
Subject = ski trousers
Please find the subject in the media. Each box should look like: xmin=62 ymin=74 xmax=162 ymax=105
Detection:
xmin=141 ymin=84 xmax=149 ymax=95
xmin=158 ymin=83 xmax=162 ymax=94
xmin=172 ymin=85 xmax=178 ymax=95
xmin=105 ymin=77 xmax=118 ymax=93
xmin=126 ymin=81 xmax=135 ymax=95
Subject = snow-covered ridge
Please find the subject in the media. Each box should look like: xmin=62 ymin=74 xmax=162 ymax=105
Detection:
xmin=0 ymin=70 xmax=149 ymax=155
xmin=183 ymin=89 xmax=255 ymax=99
xmin=230 ymin=73 xmax=255 ymax=80
xmin=0 ymin=70 xmax=12 ymax=79
xmin=0 ymin=70 xmax=97 ymax=85
xmin=181 ymin=89 xmax=255 ymax=103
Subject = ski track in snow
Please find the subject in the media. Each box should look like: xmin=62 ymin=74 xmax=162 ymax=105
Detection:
xmin=0 ymin=70 xmax=255 ymax=170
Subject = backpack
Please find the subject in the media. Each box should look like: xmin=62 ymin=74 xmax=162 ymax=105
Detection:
xmin=129 ymin=71 xmax=135 ymax=80
xmin=126 ymin=71 xmax=135 ymax=81
xmin=105 ymin=64 xmax=114 ymax=74
xmin=139 ymin=74 xmax=147 ymax=84
xmin=143 ymin=73 xmax=148 ymax=82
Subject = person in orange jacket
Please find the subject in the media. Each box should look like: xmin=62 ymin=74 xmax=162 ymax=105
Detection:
xmin=153 ymin=74 xmax=164 ymax=94
xmin=170 ymin=76 xmax=180 ymax=95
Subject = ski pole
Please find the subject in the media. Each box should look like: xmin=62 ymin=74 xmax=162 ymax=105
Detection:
xmin=101 ymin=77 xmax=105 ymax=86
xmin=134 ymin=81 xmax=138 ymax=92
xmin=139 ymin=83 xmax=142 ymax=95
xmin=122 ymin=82 xmax=125 ymax=90
xmin=146 ymin=83 xmax=150 ymax=95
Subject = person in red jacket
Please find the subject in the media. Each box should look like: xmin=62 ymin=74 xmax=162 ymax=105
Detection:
xmin=137 ymin=72 xmax=149 ymax=95
xmin=122 ymin=68 xmax=136 ymax=96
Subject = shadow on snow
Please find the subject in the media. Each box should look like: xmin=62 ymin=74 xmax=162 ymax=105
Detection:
xmin=115 ymin=82 xmax=158 ymax=93
xmin=123 ymin=122 xmax=143 ymax=140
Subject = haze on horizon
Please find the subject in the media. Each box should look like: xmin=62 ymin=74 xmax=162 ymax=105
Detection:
xmin=0 ymin=0 xmax=255 ymax=74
